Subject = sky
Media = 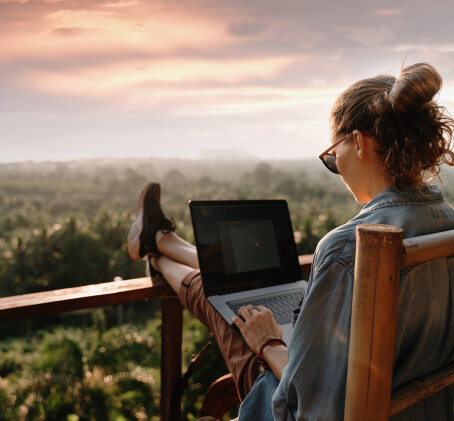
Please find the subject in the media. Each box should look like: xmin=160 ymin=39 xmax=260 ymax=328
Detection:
xmin=1 ymin=0 xmax=454 ymax=163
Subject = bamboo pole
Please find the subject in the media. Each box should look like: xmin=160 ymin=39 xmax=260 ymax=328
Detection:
xmin=402 ymin=229 xmax=454 ymax=267
xmin=390 ymin=361 xmax=454 ymax=416
xmin=344 ymin=224 xmax=403 ymax=421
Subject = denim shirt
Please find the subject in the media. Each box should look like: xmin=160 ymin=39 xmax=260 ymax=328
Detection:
xmin=238 ymin=185 xmax=454 ymax=421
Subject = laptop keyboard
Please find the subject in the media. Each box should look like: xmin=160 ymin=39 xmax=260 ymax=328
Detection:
xmin=227 ymin=290 xmax=303 ymax=324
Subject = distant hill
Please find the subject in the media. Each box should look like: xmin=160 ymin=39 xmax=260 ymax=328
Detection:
xmin=0 ymin=156 xmax=335 ymax=184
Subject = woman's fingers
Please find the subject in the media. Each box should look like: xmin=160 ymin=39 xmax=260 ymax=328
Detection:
xmin=254 ymin=305 xmax=275 ymax=319
xmin=232 ymin=304 xmax=284 ymax=353
xmin=232 ymin=315 xmax=244 ymax=327
xmin=236 ymin=304 xmax=275 ymax=323
xmin=237 ymin=305 xmax=253 ymax=320
xmin=232 ymin=305 xmax=254 ymax=328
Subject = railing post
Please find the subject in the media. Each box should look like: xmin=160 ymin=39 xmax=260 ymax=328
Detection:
xmin=161 ymin=296 xmax=183 ymax=421
xmin=344 ymin=224 xmax=403 ymax=421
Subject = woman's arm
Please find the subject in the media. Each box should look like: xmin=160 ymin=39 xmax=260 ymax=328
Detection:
xmin=232 ymin=305 xmax=289 ymax=380
xmin=261 ymin=342 xmax=288 ymax=380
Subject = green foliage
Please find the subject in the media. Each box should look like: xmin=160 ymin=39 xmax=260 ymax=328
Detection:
xmin=35 ymin=335 xmax=84 ymax=379
xmin=0 ymin=350 xmax=22 ymax=377
xmin=0 ymin=325 xmax=159 ymax=421
xmin=0 ymin=387 xmax=17 ymax=421
xmin=89 ymin=324 xmax=160 ymax=373
xmin=0 ymin=158 xmax=453 ymax=420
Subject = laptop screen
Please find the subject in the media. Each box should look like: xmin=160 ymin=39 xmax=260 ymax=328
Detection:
xmin=189 ymin=200 xmax=302 ymax=296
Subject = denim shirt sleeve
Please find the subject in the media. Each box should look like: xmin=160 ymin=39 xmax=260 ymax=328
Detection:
xmin=272 ymin=257 xmax=354 ymax=421
xmin=239 ymin=254 xmax=355 ymax=421
xmin=238 ymin=371 xmax=284 ymax=421
xmin=241 ymin=186 xmax=454 ymax=420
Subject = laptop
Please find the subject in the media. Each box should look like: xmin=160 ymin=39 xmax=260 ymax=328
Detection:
xmin=189 ymin=200 xmax=307 ymax=344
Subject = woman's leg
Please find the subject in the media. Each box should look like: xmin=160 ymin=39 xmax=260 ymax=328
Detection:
xmin=153 ymin=253 xmax=259 ymax=400
xmin=156 ymin=231 xmax=199 ymax=269
xmin=127 ymin=182 xmax=259 ymax=398
xmin=152 ymin=253 xmax=194 ymax=296
xmin=149 ymin=231 xmax=199 ymax=295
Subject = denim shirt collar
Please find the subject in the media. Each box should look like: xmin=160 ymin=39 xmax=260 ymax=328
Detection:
xmin=359 ymin=184 xmax=445 ymax=215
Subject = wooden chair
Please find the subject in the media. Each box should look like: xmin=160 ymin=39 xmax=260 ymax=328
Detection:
xmin=199 ymin=223 xmax=454 ymax=421
xmin=345 ymin=223 xmax=454 ymax=420
xmin=199 ymin=374 xmax=240 ymax=419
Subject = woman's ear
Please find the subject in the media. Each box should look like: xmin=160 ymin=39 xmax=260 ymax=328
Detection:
xmin=352 ymin=130 xmax=374 ymax=160
xmin=352 ymin=130 xmax=365 ymax=159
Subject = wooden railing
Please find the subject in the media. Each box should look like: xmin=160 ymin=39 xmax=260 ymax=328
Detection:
xmin=0 ymin=255 xmax=314 ymax=421
xmin=0 ymin=276 xmax=181 ymax=420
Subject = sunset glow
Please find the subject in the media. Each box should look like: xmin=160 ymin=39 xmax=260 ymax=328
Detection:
xmin=1 ymin=0 xmax=454 ymax=162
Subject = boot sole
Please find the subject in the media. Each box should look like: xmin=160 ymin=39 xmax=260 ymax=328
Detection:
xmin=126 ymin=183 xmax=158 ymax=260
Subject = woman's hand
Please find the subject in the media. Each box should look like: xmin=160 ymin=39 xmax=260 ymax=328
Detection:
xmin=233 ymin=305 xmax=289 ymax=379
xmin=232 ymin=305 xmax=283 ymax=354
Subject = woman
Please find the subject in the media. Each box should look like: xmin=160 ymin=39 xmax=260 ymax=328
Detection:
xmin=127 ymin=62 xmax=454 ymax=420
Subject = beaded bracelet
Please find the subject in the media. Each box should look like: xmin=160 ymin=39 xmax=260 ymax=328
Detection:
xmin=256 ymin=339 xmax=287 ymax=370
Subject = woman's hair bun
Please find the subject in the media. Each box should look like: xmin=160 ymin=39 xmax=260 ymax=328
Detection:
xmin=387 ymin=62 xmax=442 ymax=116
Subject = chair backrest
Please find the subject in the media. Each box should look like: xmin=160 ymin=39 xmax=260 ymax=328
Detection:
xmin=344 ymin=223 xmax=454 ymax=421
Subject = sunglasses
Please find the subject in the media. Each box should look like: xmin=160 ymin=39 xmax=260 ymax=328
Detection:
xmin=319 ymin=134 xmax=349 ymax=174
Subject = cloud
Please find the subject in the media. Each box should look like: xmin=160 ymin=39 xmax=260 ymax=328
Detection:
xmin=102 ymin=0 xmax=139 ymax=8
xmin=339 ymin=25 xmax=394 ymax=46
xmin=15 ymin=55 xmax=300 ymax=99
xmin=393 ymin=44 xmax=454 ymax=53
xmin=48 ymin=26 xmax=89 ymax=36
xmin=374 ymin=8 xmax=401 ymax=16
xmin=124 ymin=85 xmax=338 ymax=116
xmin=42 ymin=6 xmax=232 ymax=54
xmin=0 ymin=0 xmax=65 ymax=3
xmin=227 ymin=20 xmax=267 ymax=37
